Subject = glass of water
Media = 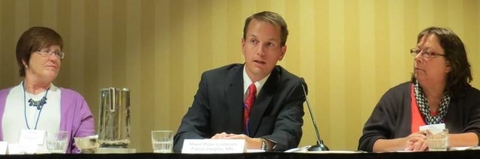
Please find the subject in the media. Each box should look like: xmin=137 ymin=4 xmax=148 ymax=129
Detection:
xmin=151 ymin=130 xmax=173 ymax=153
xmin=46 ymin=131 xmax=69 ymax=153
xmin=427 ymin=129 xmax=449 ymax=151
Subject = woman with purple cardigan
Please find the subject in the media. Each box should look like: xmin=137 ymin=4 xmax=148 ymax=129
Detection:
xmin=0 ymin=26 xmax=94 ymax=153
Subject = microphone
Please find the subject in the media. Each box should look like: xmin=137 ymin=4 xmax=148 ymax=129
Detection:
xmin=299 ymin=78 xmax=329 ymax=151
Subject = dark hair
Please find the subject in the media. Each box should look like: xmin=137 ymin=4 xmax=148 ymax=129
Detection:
xmin=411 ymin=26 xmax=472 ymax=98
xmin=242 ymin=11 xmax=288 ymax=46
xmin=16 ymin=26 xmax=63 ymax=77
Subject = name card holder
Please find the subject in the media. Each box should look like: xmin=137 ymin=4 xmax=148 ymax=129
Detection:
xmin=182 ymin=139 xmax=246 ymax=154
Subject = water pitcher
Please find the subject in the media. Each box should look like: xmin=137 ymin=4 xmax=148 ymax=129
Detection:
xmin=98 ymin=87 xmax=131 ymax=147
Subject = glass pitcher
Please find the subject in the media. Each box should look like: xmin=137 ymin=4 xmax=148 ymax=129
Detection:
xmin=98 ymin=87 xmax=131 ymax=148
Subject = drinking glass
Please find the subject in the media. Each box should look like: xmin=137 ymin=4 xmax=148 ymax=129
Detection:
xmin=46 ymin=131 xmax=69 ymax=154
xmin=427 ymin=129 xmax=449 ymax=151
xmin=151 ymin=130 xmax=173 ymax=153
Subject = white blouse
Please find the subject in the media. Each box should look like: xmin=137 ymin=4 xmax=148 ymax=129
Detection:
xmin=2 ymin=82 xmax=61 ymax=143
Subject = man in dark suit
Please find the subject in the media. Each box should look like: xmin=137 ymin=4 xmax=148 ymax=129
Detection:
xmin=173 ymin=11 xmax=306 ymax=152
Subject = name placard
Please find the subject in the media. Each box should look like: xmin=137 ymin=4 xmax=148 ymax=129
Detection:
xmin=19 ymin=130 xmax=46 ymax=145
xmin=420 ymin=123 xmax=445 ymax=133
xmin=0 ymin=141 xmax=7 ymax=154
xmin=181 ymin=139 xmax=246 ymax=154
xmin=7 ymin=143 xmax=37 ymax=154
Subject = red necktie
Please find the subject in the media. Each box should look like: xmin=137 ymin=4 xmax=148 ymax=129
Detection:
xmin=243 ymin=83 xmax=257 ymax=132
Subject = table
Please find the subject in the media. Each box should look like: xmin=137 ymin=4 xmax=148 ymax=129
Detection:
xmin=1 ymin=151 xmax=480 ymax=159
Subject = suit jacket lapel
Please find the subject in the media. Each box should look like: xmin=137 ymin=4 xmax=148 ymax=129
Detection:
xmin=248 ymin=67 xmax=280 ymax=136
xmin=226 ymin=66 xmax=244 ymax=134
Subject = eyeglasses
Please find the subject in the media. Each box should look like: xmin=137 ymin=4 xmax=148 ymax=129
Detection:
xmin=410 ymin=48 xmax=445 ymax=59
xmin=36 ymin=49 xmax=65 ymax=59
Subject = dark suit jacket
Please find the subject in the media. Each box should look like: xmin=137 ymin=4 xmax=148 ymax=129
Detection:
xmin=173 ymin=64 xmax=306 ymax=152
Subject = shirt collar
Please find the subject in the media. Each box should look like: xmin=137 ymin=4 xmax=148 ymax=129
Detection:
xmin=243 ymin=66 xmax=270 ymax=98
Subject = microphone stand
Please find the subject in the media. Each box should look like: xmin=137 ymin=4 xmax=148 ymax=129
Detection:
xmin=308 ymin=141 xmax=329 ymax=151
xmin=300 ymin=81 xmax=329 ymax=151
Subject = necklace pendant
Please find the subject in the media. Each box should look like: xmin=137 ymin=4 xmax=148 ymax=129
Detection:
xmin=28 ymin=97 xmax=47 ymax=109
xmin=28 ymin=98 xmax=39 ymax=107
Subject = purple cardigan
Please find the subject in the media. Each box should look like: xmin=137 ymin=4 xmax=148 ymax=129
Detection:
xmin=0 ymin=87 xmax=95 ymax=153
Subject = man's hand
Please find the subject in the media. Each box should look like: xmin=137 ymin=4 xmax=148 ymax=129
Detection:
xmin=210 ymin=133 xmax=263 ymax=149
xmin=211 ymin=132 xmax=231 ymax=139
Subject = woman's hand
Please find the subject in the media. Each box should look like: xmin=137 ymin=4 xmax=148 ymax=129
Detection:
xmin=404 ymin=130 xmax=428 ymax=151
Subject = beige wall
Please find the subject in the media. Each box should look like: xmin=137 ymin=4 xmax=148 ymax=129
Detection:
xmin=0 ymin=0 xmax=479 ymax=152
